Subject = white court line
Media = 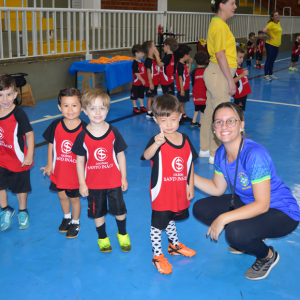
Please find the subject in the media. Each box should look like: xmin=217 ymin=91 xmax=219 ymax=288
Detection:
xmin=248 ymin=99 xmax=300 ymax=107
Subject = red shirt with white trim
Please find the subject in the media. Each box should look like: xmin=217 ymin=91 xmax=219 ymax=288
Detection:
xmin=72 ymin=125 xmax=127 ymax=189
xmin=292 ymin=41 xmax=300 ymax=55
xmin=191 ymin=68 xmax=207 ymax=105
xmin=0 ymin=106 xmax=33 ymax=172
xmin=256 ymin=39 xmax=264 ymax=53
xmin=132 ymin=60 xmax=148 ymax=86
xmin=43 ymin=118 xmax=86 ymax=189
xmin=159 ymin=54 xmax=175 ymax=85
xmin=233 ymin=67 xmax=252 ymax=99
xmin=176 ymin=62 xmax=190 ymax=91
xmin=145 ymin=57 xmax=160 ymax=86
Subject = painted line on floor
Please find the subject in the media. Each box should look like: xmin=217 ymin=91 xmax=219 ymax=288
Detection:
xmin=248 ymin=99 xmax=300 ymax=107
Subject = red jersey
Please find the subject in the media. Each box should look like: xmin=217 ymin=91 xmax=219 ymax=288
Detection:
xmin=0 ymin=106 xmax=33 ymax=172
xmin=191 ymin=68 xmax=207 ymax=105
xmin=159 ymin=54 xmax=175 ymax=85
xmin=233 ymin=68 xmax=252 ymax=99
xmin=256 ymin=39 xmax=264 ymax=53
xmin=145 ymin=57 xmax=160 ymax=86
xmin=292 ymin=41 xmax=300 ymax=55
xmin=132 ymin=60 xmax=148 ymax=86
xmin=247 ymin=40 xmax=255 ymax=55
xmin=72 ymin=125 xmax=127 ymax=190
xmin=176 ymin=62 xmax=190 ymax=91
xmin=141 ymin=134 xmax=198 ymax=212
xmin=43 ymin=118 xmax=86 ymax=189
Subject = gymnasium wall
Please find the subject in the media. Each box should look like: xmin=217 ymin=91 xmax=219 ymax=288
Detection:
xmin=101 ymin=0 xmax=158 ymax=11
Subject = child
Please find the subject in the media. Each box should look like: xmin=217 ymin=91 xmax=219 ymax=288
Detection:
xmin=0 ymin=73 xmax=34 ymax=231
xmin=289 ymin=33 xmax=300 ymax=71
xmin=142 ymin=40 xmax=160 ymax=119
xmin=175 ymin=43 xmax=193 ymax=124
xmin=141 ymin=94 xmax=198 ymax=275
xmin=130 ymin=44 xmax=148 ymax=114
xmin=41 ymin=87 xmax=86 ymax=239
xmin=191 ymin=51 xmax=208 ymax=128
xmin=247 ymin=32 xmax=255 ymax=68
xmin=155 ymin=37 xmax=178 ymax=95
xmin=256 ymin=30 xmax=264 ymax=69
xmin=72 ymin=89 xmax=131 ymax=253
xmin=233 ymin=47 xmax=252 ymax=111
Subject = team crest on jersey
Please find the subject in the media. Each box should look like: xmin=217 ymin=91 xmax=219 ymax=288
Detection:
xmin=61 ymin=140 xmax=73 ymax=154
xmin=94 ymin=147 xmax=107 ymax=161
xmin=172 ymin=157 xmax=184 ymax=173
xmin=0 ymin=127 xmax=4 ymax=139
xmin=239 ymin=172 xmax=249 ymax=187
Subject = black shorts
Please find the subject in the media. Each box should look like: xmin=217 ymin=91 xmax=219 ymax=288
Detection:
xmin=49 ymin=181 xmax=80 ymax=198
xmin=0 ymin=167 xmax=31 ymax=194
xmin=256 ymin=52 xmax=263 ymax=61
xmin=87 ymin=187 xmax=127 ymax=219
xmin=177 ymin=89 xmax=190 ymax=103
xmin=291 ymin=54 xmax=299 ymax=62
xmin=130 ymin=85 xmax=145 ymax=100
xmin=152 ymin=208 xmax=189 ymax=230
xmin=247 ymin=54 xmax=254 ymax=60
xmin=161 ymin=82 xmax=175 ymax=95
xmin=145 ymin=85 xmax=158 ymax=98
xmin=195 ymin=104 xmax=206 ymax=113
xmin=233 ymin=95 xmax=247 ymax=111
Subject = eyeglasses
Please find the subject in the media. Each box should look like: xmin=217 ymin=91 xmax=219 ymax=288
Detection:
xmin=213 ymin=118 xmax=240 ymax=129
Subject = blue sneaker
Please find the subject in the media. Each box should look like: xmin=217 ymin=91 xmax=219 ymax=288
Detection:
xmin=18 ymin=211 xmax=30 ymax=229
xmin=0 ymin=207 xmax=15 ymax=231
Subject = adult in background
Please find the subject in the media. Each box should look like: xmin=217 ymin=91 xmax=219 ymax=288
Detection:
xmin=263 ymin=11 xmax=282 ymax=81
xmin=199 ymin=0 xmax=237 ymax=165
xmin=193 ymin=102 xmax=300 ymax=280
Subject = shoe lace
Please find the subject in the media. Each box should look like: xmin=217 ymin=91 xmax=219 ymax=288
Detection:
xmin=156 ymin=256 xmax=171 ymax=268
xmin=251 ymin=258 xmax=266 ymax=271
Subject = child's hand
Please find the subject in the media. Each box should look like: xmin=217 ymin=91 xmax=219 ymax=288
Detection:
xmin=243 ymin=70 xmax=249 ymax=76
xmin=188 ymin=58 xmax=193 ymax=64
xmin=121 ymin=177 xmax=128 ymax=191
xmin=154 ymin=49 xmax=160 ymax=57
xmin=22 ymin=154 xmax=33 ymax=167
xmin=180 ymin=90 xmax=185 ymax=97
xmin=141 ymin=79 xmax=146 ymax=86
xmin=154 ymin=126 xmax=166 ymax=146
xmin=187 ymin=185 xmax=194 ymax=201
xmin=79 ymin=183 xmax=89 ymax=197
xmin=40 ymin=164 xmax=53 ymax=176
xmin=150 ymin=83 xmax=154 ymax=90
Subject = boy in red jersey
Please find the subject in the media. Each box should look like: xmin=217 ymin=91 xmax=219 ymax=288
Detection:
xmin=191 ymin=51 xmax=208 ymax=128
xmin=72 ymin=89 xmax=131 ymax=253
xmin=256 ymin=30 xmax=264 ymax=69
xmin=233 ymin=47 xmax=252 ymax=111
xmin=130 ymin=44 xmax=148 ymax=114
xmin=155 ymin=37 xmax=178 ymax=95
xmin=247 ymin=32 xmax=255 ymax=69
xmin=141 ymin=94 xmax=198 ymax=275
xmin=142 ymin=40 xmax=160 ymax=119
xmin=289 ymin=33 xmax=300 ymax=71
xmin=41 ymin=87 xmax=86 ymax=239
xmin=0 ymin=73 xmax=34 ymax=231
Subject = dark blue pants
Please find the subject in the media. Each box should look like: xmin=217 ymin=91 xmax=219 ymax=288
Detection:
xmin=264 ymin=43 xmax=279 ymax=75
xmin=193 ymin=194 xmax=298 ymax=258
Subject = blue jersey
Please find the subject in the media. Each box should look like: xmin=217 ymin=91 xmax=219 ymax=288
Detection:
xmin=214 ymin=138 xmax=300 ymax=221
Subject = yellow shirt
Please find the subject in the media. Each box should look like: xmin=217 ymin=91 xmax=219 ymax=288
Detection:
xmin=207 ymin=17 xmax=237 ymax=68
xmin=266 ymin=21 xmax=282 ymax=47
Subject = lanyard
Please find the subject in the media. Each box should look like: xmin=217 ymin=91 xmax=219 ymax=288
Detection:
xmin=224 ymin=137 xmax=244 ymax=210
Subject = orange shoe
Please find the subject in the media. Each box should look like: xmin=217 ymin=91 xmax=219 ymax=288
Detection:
xmin=168 ymin=242 xmax=196 ymax=257
xmin=152 ymin=253 xmax=173 ymax=275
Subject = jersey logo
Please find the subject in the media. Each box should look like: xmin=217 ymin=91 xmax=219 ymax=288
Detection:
xmin=94 ymin=147 xmax=107 ymax=161
xmin=0 ymin=127 xmax=4 ymax=139
xmin=61 ymin=140 xmax=73 ymax=154
xmin=172 ymin=157 xmax=184 ymax=173
xmin=239 ymin=172 xmax=249 ymax=187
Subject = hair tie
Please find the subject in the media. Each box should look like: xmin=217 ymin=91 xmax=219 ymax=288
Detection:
xmin=211 ymin=0 xmax=215 ymax=4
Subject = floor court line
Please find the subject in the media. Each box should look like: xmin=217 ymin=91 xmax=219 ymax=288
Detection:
xmin=247 ymin=99 xmax=300 ymax=107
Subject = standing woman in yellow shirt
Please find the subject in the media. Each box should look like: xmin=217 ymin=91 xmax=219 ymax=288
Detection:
xmin=263 ymin=11 xmax=282 ymax=81
xmin=199 ymin=0 xmax=237 ymax=165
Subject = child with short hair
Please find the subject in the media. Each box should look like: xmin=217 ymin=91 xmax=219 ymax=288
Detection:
xmin=256 ymin=30 xmax=264 ymax=69
xmin=247 ymin=32 xmax=255 ymax=68
xmin=289 ymin=33 xmax=300 ymax=71
xmin=155 ymin=37 xmax=178 ymax=95
xmin=175 ymin=43 xmax=193 ymax=124
xmin=142 ymin=40 xmax=160 ymax=119
xmin=0 ymin=73 xmax=34 ymax=231
xmin=191 ymin=51 xmax=208 ymax=128
xmin=130 ymin=44 xmax=148 ymax=114
xmin=41 ymin=87 xmax=86 ymax=239
xmin=72 ymin=88 xmax=131 ymax=253
xmin=141 ymin=94 xmax=198 ymax=275
xmin=233 ymin=47 xmax=252 ymax=111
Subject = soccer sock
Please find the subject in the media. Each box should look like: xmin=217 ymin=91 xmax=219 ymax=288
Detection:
xmin=1 ymin=206 xmax=10 ymax=211
xmin=19 ymin=209 xmax=28 ymax=213
xmin=71 ymin=219 xmax=79 ymax=225
xmin=64 ymin=212 xmax=71 ymax=219
xmin=165 ymin=221 xmax=179 ymax=247
xmin=148 ymin=110 xmax=152 ymax=114
xmin=116 ymin=218 xmax=127 ymax=235
xmin=96 ymin=223 xmax=107 ymax=239
xmin=150 ymin=226 xmax=163 ymax=256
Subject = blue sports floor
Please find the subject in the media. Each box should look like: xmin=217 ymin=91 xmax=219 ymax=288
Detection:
xmin=1 ymin=51 xmax=300 ymax=300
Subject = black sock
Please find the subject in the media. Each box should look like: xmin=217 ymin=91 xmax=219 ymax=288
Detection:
xmin=1 ymin=206 xmax=10 ymax=211
xmin=19 ymin=209 xmax=27 ymax=212
xmin=116 ymin=218 xmax=127 ymax=235
xmin=96 ymin=223 xmax=107 ymax=239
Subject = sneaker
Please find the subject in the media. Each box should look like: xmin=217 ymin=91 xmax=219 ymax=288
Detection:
xmin=289 ymin=67 xmax=294 ymax=71
xmin=58 ymin=218 xmax=71 ymax=233
xmin=263 ymin=75 xmax=272 ymax=81
xmin=168 ymin=242 xmax=196 ymax=257
xmin=247 ymin=65 xmax=253 ymax=69
xmin=117 ymin=232 xmax=132 ymax=252
xmin=146 ymin=112 xmax=154 ymax=119
xmin=190 ymin=121 xmax=199 ymax=127
xmin=228 ymin=245 xmax=244 ymax=254
xmin=179 ymin=119 xmax=184 ymax=125
xmin=208 ymin=156 xmax=214 ymax=164
xmin=260 ymin=65 xmax=264 ymax=69
xmin=245 ymin=247 xmax=280 ymax=280
xmin=256 ymin=66 xmax=260 ymax=69
xmin=66 ymin=223 xmax=80 ymax=239
xmin=269 ymin=74 xmax=278 ymax=80
xmin=182 ymin=115 xmax=193 ymax=122
xmin=97 ymin=237 xmax=112 ymax=253
xmin=198 ymin=123 xmax=201 ymax=128
xmin=199 ymin=149 xmax=210 ymax=157
xmin=152 ymin=253 xmax=173 ymax=275
xmin=140 ymin=106 xmax=148 ymax=113
xmin=0 ymin=207 xmax=15 ymax=231
xmin=133 ymin=107 xmax=141 ymax=114
xmin=18 ymin=211 xmax=30 ymax=230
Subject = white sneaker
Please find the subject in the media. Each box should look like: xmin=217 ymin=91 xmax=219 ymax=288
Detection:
xmin=269 ymin=74 xmax=278 ymax=80
xmin=208 ymin=156 xmax=214 ymax=164
xmin=263 ymin=75 xmax=272 ymax=81
xmin=199 ymin=150 xmax=210 ymax=157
